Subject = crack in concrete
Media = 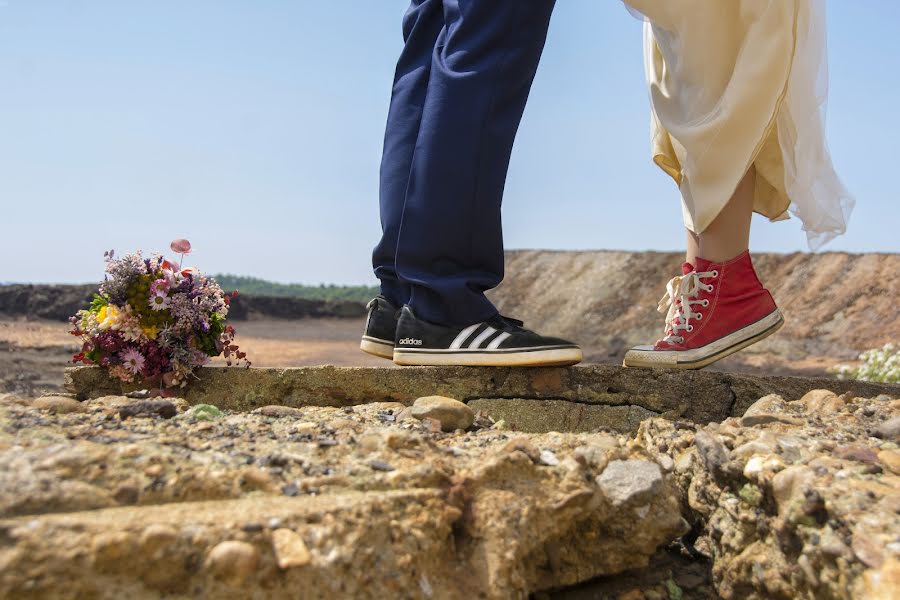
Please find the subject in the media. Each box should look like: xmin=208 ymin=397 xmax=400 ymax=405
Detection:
xmin=465 ymin=396 xmax=663 ymax=417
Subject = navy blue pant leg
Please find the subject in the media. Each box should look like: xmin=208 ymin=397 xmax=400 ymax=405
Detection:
xmin=373 ymin=0 xmax=443 ymax=308
xmin=376 ymin=0 xmax=556 ymax=327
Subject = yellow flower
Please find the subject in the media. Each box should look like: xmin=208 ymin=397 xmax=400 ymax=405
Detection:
xmin=98 ymin=305 xmax=121 ymax=331
xmin=142 ymin=325 xmax=158 ymax=340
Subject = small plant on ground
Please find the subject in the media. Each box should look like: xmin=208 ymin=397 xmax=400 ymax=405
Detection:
xmin=831 ymin=343 xmax=899 ymax=384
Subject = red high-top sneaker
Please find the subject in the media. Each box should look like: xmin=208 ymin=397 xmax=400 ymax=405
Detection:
xmin=623 ymin=250 xmax=784 ymax=369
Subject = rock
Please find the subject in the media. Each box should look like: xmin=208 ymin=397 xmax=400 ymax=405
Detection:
xmin=597 ymin=460 xmax=663 ymax=507
xmin=538 ymin=449 xmax=559 ymax=467
xmin=742 ymin=454 xmax=785 ymax=483
xmin=271 ymin=528 xmax=311 ymax=569
xmin=862 ymin=557 xmax=900 ymax=600
xmin=639 ymin=391 xmax=900 ymax=600
xmin=503 ymin=437 xmax=541 ymax=463
xmin=873 ymin=416 xmax=900 ymax=441
xmin=139 ymin=524 xmax=178 ymax=555
xmin=32 ymin=396 xmax=85 ymax=414
xmin=740 ymin=413 xmax=805 ymax=427
xmin=91 ymin=531 xmax=136 ymax=569
xmin=206 ymin=540 xmax=260 ymax=586
xmin=877 ymin=450 xmax=900 ymax=475
xmin=409 ymin=396 xmax=474 ymax=432
xmin=254 ymin=405 xmax=305 ymax=418
xmin=118 ymin=400 xmax=177 ymax=420
xmin=693 ymin=431 xmax=729 ymax=474
xmin=771 ymin=465 xmax=815 ymax=517
xmin=0 ymin=393 xmax=30 ymax=406
xmin=835 ymin=445 xmax=879 ymax=465
xmin=743 ymin=394 xmax=786 ymax=417
xmin=799 ymin=389 xmax=845 ymax=415
xmin=240 ymin=467 xmax=274 ymax=492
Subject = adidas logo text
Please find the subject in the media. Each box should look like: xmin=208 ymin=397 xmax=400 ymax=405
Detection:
xmin=399 ymin=338 xmax=423 ymax=346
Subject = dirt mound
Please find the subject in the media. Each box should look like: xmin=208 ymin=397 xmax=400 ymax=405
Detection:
xmin=489 ymin=251 xmax=899 ymax=374
xmin=0 ymin=284 xmax=366 ymax=321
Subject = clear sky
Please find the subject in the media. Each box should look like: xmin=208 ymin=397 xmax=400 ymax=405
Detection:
xmin=1 ymin=1 xmax=897 ymax=285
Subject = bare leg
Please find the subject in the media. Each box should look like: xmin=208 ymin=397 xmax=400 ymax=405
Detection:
xmin=697 ymin=165 xmax=756 ymax=263
xmin=685 ymin=229 xmax=700 ymax=266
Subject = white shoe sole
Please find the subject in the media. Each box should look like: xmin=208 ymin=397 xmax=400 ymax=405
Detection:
xmin=622 ymin=309 xmax=784 ymax=370
xmin=393 ymin=346 xmax=583 ymax=367
xmin=360 ymin=336 xmax=394 ymax=360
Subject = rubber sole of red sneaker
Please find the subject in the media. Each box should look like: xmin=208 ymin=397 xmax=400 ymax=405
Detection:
xmin=622 ymin=309 xmax=785 ymax=370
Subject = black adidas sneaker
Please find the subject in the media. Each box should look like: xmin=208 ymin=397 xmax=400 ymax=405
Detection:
xmin=392 ymin=306 xmax=582 ymax=367
xmin=360 ymin=295 xmax=401 ymax=360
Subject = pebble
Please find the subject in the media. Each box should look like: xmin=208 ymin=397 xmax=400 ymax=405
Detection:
xmin=118 ymin=400 xmax=177 ymax=420
xmin=32 ymin=396 xmax=86 ymax=414
xmin=241 ymin=467 xmax=274 ymax=491
xmin=538 ymin=449 xmax=559 ymax=467
xmin=877 ymin=449 xmax=900 ymax=475
xmin=740 ymin=413 xmax=805 ymax=427
xmin=205 ymin=540 xmax=260 ymax=585
xmin=271 ymin=528 xmax=312 ymax=569
xmin=91 ymin=531 xmax=135 ymax=568
xmin=743 ymin=394 xmax=787 ymax=417
xmin=369 ymin=460 xmax=395 ymax=472
xmin=693 ymin=431 xmax=729 ymax=474
xmin=771 ymin=465 xmax=815 ymax=517
xmin=139 ymin=524 xmax=178 ymax=555
xmin=873 ymin=416 xmax=900 ymax=441
xmin=255 ymin=405 xmax=305 ymax=418
xmin=597 ymin=460 xmax=663 ymax=507
xmin=834 ymin=445 xmax=879 ymax=465
xmin=799 ymin=389 xmax=845 ymax=415
xmin=409 ymin=396 xmax=474 ymax=432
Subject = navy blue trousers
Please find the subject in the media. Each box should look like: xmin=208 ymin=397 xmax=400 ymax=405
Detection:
xmin=372 ymin=0 xmax=556 ymax=327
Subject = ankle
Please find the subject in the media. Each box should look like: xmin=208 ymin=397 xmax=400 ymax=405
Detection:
xmin=695 ymin=249 xmax=750 ymax=266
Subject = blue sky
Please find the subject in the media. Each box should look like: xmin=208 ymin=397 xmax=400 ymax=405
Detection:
xmin=1 ymin=1 xmax=897 ymax=285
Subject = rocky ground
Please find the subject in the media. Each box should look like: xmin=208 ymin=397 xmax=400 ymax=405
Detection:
xmin=1 ymin=384 xmax=897 ymax=599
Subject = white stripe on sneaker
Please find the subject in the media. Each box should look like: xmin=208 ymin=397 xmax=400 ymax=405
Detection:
xmin=486 ymin=331 xmax=511 ymax=349
xmin=468 ymin=326 xmax=497 ymax=349
xmin=450 ymin=323 xmax=483 ymax=349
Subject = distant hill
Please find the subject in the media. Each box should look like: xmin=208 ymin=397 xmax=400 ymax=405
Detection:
xmin=488 ymin=250 xmax=900 ymax=375
xmin=211 ymin=274 xmax=378 ymax=303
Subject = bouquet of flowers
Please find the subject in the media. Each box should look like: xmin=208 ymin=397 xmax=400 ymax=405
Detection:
xmin=69 ymin=239 xmax=250 ymax=395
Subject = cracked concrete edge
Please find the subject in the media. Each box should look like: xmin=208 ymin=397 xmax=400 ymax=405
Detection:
xmin=64 ymin=365 xmax=900 ymax=429
xmin=467 ymin=398 xmax=660 ymax=433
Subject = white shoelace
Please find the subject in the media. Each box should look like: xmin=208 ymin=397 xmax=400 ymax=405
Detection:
xmin=657 ymin=270 xmax=718 ymax=344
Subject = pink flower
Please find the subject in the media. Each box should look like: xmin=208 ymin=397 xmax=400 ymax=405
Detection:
xmin=170 ymin=239 xmax=192 ymax=254
xmin=119 ymin=347 xmax=146 ymax=375
xmin=149 ymin=278 xmax=169 ymax=295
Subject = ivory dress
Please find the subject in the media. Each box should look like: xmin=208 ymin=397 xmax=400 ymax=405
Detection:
xmin=624 ymin=0 xmax=853 ymax=249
